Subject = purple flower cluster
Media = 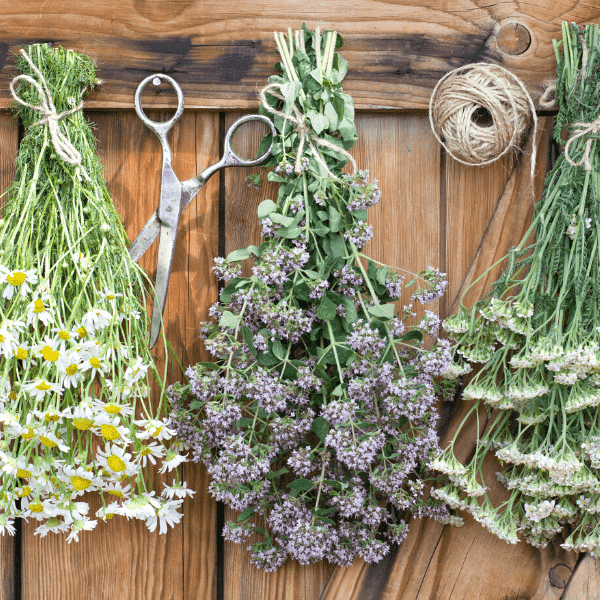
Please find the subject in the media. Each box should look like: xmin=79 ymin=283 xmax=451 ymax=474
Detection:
xmin=343 ymin=221 xmax=373 ymax=249
xmin=411 ymin=267 xmax=448 ymax=304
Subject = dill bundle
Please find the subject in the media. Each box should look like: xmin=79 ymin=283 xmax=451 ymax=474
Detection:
xmin=0 ymin=44 xmax=192 ymax=540
xmin=434 ymin=23 xmax=600 ymax=552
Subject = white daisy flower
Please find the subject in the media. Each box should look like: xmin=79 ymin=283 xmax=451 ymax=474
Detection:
xmin=66 ymin=517 xmax=97 ymax=543
xmin=158 ymin=451 xmax=188 ymax=474
xmin=145 ymin=499 xmax=183 ymax=534
xmin=119 ymin=306 xmax=141 ymax=323
xmin=93 ymin=414 xmax=133 ymax=445
xmin=1 ymin=455 xmax=38 ymax=479
xmin=137 ymin=442 xmax=165 ymax=467
xmin=96 ymin=443 xmax=137 ymax=476
xmin=12 ymin=342 xmax=32 ymax=365
xmin=81 ymin=309 xmax=112 ymax=333
xmin=134 ymin=419 xmax=176 ymax=442
xmin=121 ymin=492 xmax=161 ymax=520
xmin=103 ymin=482 xmax=131 ymax=500
xmin=21 ymin=498 xmax=58 ymax=522
xmin=67 ymin=404 xmax=96 ymax=431
xmin=50 ymin=326 xmax=75 ymax=352
xmin=26 ymin=294 xmax=55 ymax=327
xmin=0 ymin=267 xmax=38 ymax=300
xmin=56 ymin=351 xmax=85 ymax=388
xmin=37 ymin=429 xmax=69 ymax=453
xmin=99 ymin=290 xmax=123 ymax=303
xmin=0 ymin=327 xmax=18 ymax=360
xmin=162 ymin=480 xmax=195 ymax=500
xmin=0 ymin=514 xmax=16 ymax=536
xmin=125 ymin=357 xmax=150 ymax=385
xmin=54 ymin=499 xmax=89 ymax=524
xmin=61 ymin=465 xmax=102 ymax=495
xmin=34 ymin=517 xmax=70 ymax=537
xmin=102 ymin=343 xmax=129 ymax=362
xmin=93 ymin=399 xmax=134 ymax=417
xmin=22 ymin=379 xmax=63 ymax=400
xmin=33 ymin=337 xmax=62 ymax=365
xmin=80 ymin=350 xmax=107 ymax=380
xmin=105 ymin=379 xmax=133 ymax=401
xmin=96 ymin=502 xmax=122 ymax=521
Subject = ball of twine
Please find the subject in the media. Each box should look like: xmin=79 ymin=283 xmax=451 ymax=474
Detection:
xmin=429 ymin=63 xmax=537 ymax=169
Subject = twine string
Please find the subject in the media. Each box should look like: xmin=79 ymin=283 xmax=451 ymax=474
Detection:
xmin=564 ymin=119 xmax=600 ymax=171
xmin=259 ymin=82 xmax=357 ymax=179
xmin=9 ymin=49 xmax=90 ymax=181
xmin=429 ymin=63 xmax=537 ymax=183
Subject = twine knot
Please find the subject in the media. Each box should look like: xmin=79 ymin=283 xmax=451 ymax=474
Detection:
xmin=259 ymin=82 xmax=357 ymax=179
xmin=429 ymin=63 xmax=537 ymax=182
xmin=564 ymin=118 xmax=600 ymax=171
xmin=10 ymin=49 xmax=90 ymax=181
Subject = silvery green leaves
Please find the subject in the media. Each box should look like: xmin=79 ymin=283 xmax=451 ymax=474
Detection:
xmin=435 ymin=23 xmax=600 ymax=554
xmin=168 ymin=26 xmax=450 ymax=572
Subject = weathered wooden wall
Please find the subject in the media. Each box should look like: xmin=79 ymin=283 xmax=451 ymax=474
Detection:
xmin=2 ymin=1 xmax=600 ymax=599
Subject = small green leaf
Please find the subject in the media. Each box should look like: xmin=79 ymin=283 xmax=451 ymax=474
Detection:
xmin=312 ymin=416 xmax=330 ymax=441
xmin=317 ymin=294 xmax=337 ymax=320
xmin=331 ymin=384 xmax=343 ymax=397
xmin=243 ymin=326 xmax=255 ymax=352
xmin=237 ymin=507 xmax=255 ymax=522
xmin=375 ymin=266 xmax=389 ymax=285
xmin=272 ymin=338 xmax=286 ymax=360
xmin=367 ymin=303 xmax=396 ymax=320
xmin=218 ymin=310 xmax=239 ymax=329
xmin=257 ymin=199 xmax=278 ymax=219
xmin=269 ymin=213 xmax=295 ymax=226
xmin=267 ymin=467 xmax=289 ymax=480
xmin=288 ymin=479 xmax=314 ymax=491
xmin=226 ymin=248 xmax=250 ymax=262
xmin=401 ymin=330 xmax=424 ymax=342
xmin=328 ymin=206 xmax=342 ymax=232
xmin=307 ymin=110 xmax=329 ymax=135
xmin=267 ymin=172 xmax=287 ymax=183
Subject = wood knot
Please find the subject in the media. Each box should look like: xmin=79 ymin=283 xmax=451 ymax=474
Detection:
xmin=549 ymin=563 xmax=572 ymax=589
xmin=496 ymin=23 xmax=531 ymax=56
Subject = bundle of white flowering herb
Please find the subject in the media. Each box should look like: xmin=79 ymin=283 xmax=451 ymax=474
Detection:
xmin=168 ymin=26 xmax=453 ymax=571
xmin=0 ymin=44 xmax=193 ymax=541
xmin=434 ymin=22 xmax=600 ymax=553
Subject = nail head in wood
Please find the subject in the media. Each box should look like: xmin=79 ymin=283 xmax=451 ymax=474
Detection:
xmin=549 ymin=563 xmax=572 ymax=589
xmin=496 ymin=23 xmax=531 ymax=55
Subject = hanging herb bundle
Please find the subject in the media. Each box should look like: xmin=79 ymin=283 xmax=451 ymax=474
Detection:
xmin=0 ymin=44 xmax=192 ymax=541
xmin=168 ymin=26 xmax=453 ymax=571
xmin=433 ymin=22 xmax=600 ymax=552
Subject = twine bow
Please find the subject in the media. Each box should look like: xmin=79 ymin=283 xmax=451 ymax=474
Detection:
xmin=259 ymin=82 xmax=357 ymax=179
xmin=564 ymin=118 xmax=600 ymax=172
xmin=9 ymin=49 xmax=90 ymax=181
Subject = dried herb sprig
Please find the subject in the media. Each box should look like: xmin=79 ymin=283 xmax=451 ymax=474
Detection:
xmin=434 ymin=23 xmax=600 ymax=552
xmin=168 ymin=26 xmax=452 ymax=571
xmin=0 ymin=44 xmax=192 ymax=540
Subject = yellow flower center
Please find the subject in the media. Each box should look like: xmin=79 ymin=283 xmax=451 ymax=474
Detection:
xmin=39 ymin=436 xmax=58 ymax=448
xmin=141 ymin=447 xmax=152 ymax=456
xmin=0 ymin=334 xmax=3 ymax=342
xmin=73 ymin=418 xmax=93 ymax=431
xmin=105 ymin=513 xmax=114 ymax=520
xmin=107 ymin=455 xmax=126 ymax=472
xmin=71 ymin=476 xmax=92 ymax=491
xmin=6 ymin=272 xmax=26 ymax=287
xmin=118 ymin=474 xmax=128 ymax=482
xmin=89 ymin=357 xmax=101 ymax=369
xmin=41 ymin=346 xmax=59 ymax=362
xmin=21 ymin=428 xmax=34 ymax=440
xmin=17 ymin=486 xmax=31 ymax=498
xmin=106 ymin=294 xmax=115 ymax=300
xmin=76 ymin=326 xmax=87 ymax=338
xmin=16 ymin=468 xmax=32 ymax=478
xmin=108 ymin=489 xmax=124 ymax=497
xmin=35 ymin=381 xmax=52 ymax=391
xmin=33 ymin=299 xmax=46 ymax=313
xmin=104 ymin=404 xmax=122 ymax=415
xmin=100 ymin=424 xmax=120 ymax=441
xmin=151 ymin=426 xmax=163 ymax=438
xmin=29 ymin=501 xmax=43 ymax=513
xmin=58 ymin=330 xmax=70 ymax=340
xmin=45 ymin=413 xmax=60 ymax=422
xmin=8 ymin=390 xmax=17 ymax=400
xmin=15 ymin=348 xmax=28 ymax=360
xmin=66 ymin=364 xmax=78 ymax=376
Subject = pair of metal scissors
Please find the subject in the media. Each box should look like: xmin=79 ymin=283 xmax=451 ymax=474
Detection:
xmin=128 ymin=74 xmax=276 ymax=348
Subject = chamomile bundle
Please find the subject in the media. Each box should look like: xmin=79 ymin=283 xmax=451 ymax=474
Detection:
xmin=0 ymin=44 xmax=192 ymax=540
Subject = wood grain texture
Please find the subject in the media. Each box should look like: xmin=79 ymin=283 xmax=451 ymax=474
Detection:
xmin=20 ymin=110 xmax=218 ymax=600
xmin=0 ymin=112 xmax=18 ymax=600
xmin=222 ymin=112 xmax=335 ymax=600
xmin=563 ymin=555 xmax=600 ymax=600
xmin=0 ymin=1 xmax=599 ymax=110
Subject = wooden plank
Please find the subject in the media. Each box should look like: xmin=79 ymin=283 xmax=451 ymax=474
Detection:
xmin=0 ymin=112 xmax=18 ymax=600
xmin=0 ymin=1 xmax=599 ymax=110
xmin=222 ymin=112 xmax=334 ymax=600
xmin=20 ymin=110 xmax=218 ymax=600
xmin=563 ymin=555 xmax=600 ymax=600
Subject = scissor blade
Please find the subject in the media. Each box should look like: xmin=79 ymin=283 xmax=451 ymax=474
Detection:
xmin=149 ymin=222 xmax=178 ymax=349
xmin=128 ymin=211 xmax=161 ymax=263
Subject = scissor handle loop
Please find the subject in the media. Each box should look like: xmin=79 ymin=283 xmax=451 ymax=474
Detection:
xmin=134 ymin=74 xmax=185 ymax=136
xmin=221 ymin=114 xmax=277 ymax=167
